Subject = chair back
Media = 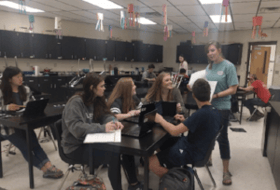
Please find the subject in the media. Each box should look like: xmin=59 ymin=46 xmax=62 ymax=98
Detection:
xmin=194 ymin=126 xmax=223 ymax=167
xmin=185 ymin=91 xmax=198 ymax=110
xmin=171 ymin=74 xmax=183 ymax=88
xmin=53 ymin=119 xmax=86 ymax=165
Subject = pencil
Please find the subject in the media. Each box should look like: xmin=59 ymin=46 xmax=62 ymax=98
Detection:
xmin=18 ymin=105 xmax=26 ymax=108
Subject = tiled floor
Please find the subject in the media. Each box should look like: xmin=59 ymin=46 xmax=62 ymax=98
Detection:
xmin=0 ymin=108 xmax=277 ymax=190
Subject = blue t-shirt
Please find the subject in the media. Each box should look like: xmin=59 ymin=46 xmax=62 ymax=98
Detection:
xmin=168 ymin=105 xmax=221 ymax=165
xmin=206 ymin=60 xmax=238 ymax=110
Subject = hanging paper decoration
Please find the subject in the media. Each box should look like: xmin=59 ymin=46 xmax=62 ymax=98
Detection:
xmin=261 ymin=31 xmax=268 ymax=39
xmin=252 ymin=16 xmax=263 ymax=39
xmin=28 ymin=15 xmax=34 ymax=32
xmin=163 ymin=26 xmax=168 ymax=41
xmin=128 ymin=4 xmax=134 ymax=27
xmin=203 ymin=21 xmax=209 ymax=37
xmin=162 ymin=4 xmax=167 ymax=25
xmin=192 ymin=32 xmax=196 ymax=44
xmin=221 ymin=0 xmax=229 ymax=22
xmin=135 ymin=12 xmax=140 ymax=28
xmin=120 ymin=11 xmax=125 ymax=29
xmin=54 ymin=17 xmax=63 ymax=39
xmin=19 ymin=0 xmax=26 ymax=14
xmin=168 ymin=25 xmax=172 ymax=38
xmin=96 ymin=13 xmax=104 ymax=32
xmin=108 ymin=25 xmax=112 ymax=38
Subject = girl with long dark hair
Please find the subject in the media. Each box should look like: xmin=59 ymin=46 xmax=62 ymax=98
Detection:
xmin=62 ymin=72 xmax=145 ymax=190
xmin=0 ymin=66 xmax=63 ymax=179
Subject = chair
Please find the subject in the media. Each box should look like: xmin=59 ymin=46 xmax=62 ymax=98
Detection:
xmin=191 ymin=126 xmax=223 ymax=190
xmin=53 ymin=119 xmax=88 ymax=190
xmin=185 ymin=91 xmax=199 ymax=117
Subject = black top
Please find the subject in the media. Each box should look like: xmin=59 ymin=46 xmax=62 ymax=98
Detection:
xmin=13 ymin=92 xmax=23 ymax=105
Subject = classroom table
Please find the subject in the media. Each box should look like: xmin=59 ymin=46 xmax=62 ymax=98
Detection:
xmin=0 ymin=103 xmax=64 ymax=189
xmin=88 ymin=124 xmax=170 ymax=190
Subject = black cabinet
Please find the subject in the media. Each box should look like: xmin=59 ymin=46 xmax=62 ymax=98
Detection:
xmin=125 ymin=42 xmax=134 ymax=61
xmin=86 ymin=39 xmax=106 ymax=60
xmin=155 ymin=45 xmax=163 ymax=63
xmin=226 ymin=44 xmax=242 ymax=65
xmin=115 ymin=41 xmax=126 ymax=61
xmin=1 ymin=31 xmax=20 ymax=58
xmin=191 ymin=45 xmax=208 ymax=64
xmin=62 ymin=37 xmax=86 ymax=60
xmin=47 ymin=36 xmax=62 ymax=59
xmin=30 ymin=34 xmax=48 ymax=59
xmin=18 ymin=32 xmax=32 ymax=58
xmin=24 ymin=77 xmax=40 ymax=94
xmin=73 ymin=38 xmax=86 ymax=60
xmin=0 ymin=30 xmax=2 ymax=57
xmin=105 ymin=40 xmax=115 ymax=61
xmin=133 ymin=42 xmax=149 ymax=62
xmin=176 ymin=45 xmax=192 ymax=63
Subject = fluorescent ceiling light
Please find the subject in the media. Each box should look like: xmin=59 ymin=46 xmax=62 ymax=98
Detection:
xmin=210 ymin=15 xmax=232 ymax=23
xmin=199 ymin=0 xmax=223 ymax=4
xmin=138 ymin=17 xmax=156 ymax=25
xmin=0 ymin=1 xmax=44 ymax=13
xmin=83 ymin=0 xmax=123 ymax=9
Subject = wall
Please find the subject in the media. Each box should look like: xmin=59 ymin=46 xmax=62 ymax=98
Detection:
xmin=167 ymin=29 xmax=280 ymax=86
xmin=0 ymin=11 xmax=167 ymax=73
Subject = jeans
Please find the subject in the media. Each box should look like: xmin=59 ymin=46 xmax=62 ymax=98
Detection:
xmin=0 ymin=128 xmax=50 ymax=169
xmin=217 ymin=110 xmax=230 ymax=160
xmin=66 ymin=144 xmax=138 ymax=190
xmin=244 ymin=98 xmax=267 ymax=114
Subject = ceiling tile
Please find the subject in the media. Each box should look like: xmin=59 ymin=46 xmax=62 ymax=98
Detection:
xmin=274 ymin=20 xmax=280 ymax=28
xmin=70 ymin=10 xmax=98 ymax=20
xmin=233 ymin=14 xmax=255 ymax=22
xmin=56 ymin=0 xmax=104 ymax=10
xmin=203 ymin=4 xmax=231 ymax=15
xmin=215 ymin=23 xmax=234 ymax=31
xmin=168 ymin=16 xmax=192 ymax=24
xmin=196 ymin=22 xmax=217 ymax=29
xmin=111 ymin=0 xmax=146 ymax=8
xmin=262 ymin=21 xmax=276 ymax=28
xmin=50 ymin=11 xmax=89 ymax=20
xmin=208 ymin=28 xmax=219 ymax=33
xmin=31 ymin=0 xmax=78 ymax=11
xmin=32 ymin=12 xmax=56 ymax=18
xmin=138 ymin=0 xmax=171 ymax=7
xmin=231 ymin=2 xmax=259 ymax=14
xmin=173 ymin=28 xmax=189 ymax=33
xmin=260 ymin=1 xmax=280 ymax=8
xmin=230 ymin=0 xmax=259 ymax=3
xmin=181 ymin=23 xmax=203 ymax=32
xmin=149 ymin=17 xmax=166 ymax=25
xmin=258 ymin=13 xmax=280 ymax=21
xmin=188 ymin=15 xmax=213 ymax=23
xmin=9 ymin=0 xmax=61 ymax=11
xmin=168 ymin=0 xmax=198 ymax=6
xmin=177 ymin=5 xmax=207 ymax=16
xmin=235 ymin=22 xmax=253 ymax=29
xmin=88 ymin=10 xmax=119 ymax=21
xmin=151 ymin=6 xmax=184 ymax=17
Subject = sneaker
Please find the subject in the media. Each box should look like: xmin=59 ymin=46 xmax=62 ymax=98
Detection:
xmin=247 ymin=114 xmax=259 ymax=121
xmin=255 ymin=110 xmax=264 ymax=117
xmin=43 ymin=165 xmax=63 ymax=179
xmin=128 ymin=182 xmax=152 ymax=190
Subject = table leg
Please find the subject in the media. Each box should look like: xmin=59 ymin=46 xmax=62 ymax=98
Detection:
xmin=0 ymin=140 xmax=2 ymax=178
xmin=89 ymin=145 xmax=94 ymax=175
xmin=240 ymin=97 xmax=244 ymax=125
xmin=144 ymin=155 xmax=149 ymax=190
xmin=26 ymin=128 xmax=34 ymax=189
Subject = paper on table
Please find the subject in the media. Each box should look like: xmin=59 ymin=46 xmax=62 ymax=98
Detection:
xmin=84 ymin=130 xmax=121 ymax=143
xmin=188 ymin=70 xmax=206 ymax=87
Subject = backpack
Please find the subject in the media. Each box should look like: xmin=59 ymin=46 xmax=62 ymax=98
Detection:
xmin=159 ymin=167 xmax=194 ymax=190
xmin=66 ymin=175 xmax=106 ymax=190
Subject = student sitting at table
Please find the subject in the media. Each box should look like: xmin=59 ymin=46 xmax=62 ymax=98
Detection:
xmin=239 ymin=74 xmax=271 ymax=121
xmin=149 ymin=79 xmax=221 ymax=178
xmin=143 ymin=72 xmax=187 ymax=117
xmin=61 ymin=72 xmax=146 ymax=190
xmin=107 ymin=77 xmax=142 ymax=120
xmin=0 ymin=66 xmax=63 ymax=179
xmin=141 ymin=64 xmax=156 ymax=82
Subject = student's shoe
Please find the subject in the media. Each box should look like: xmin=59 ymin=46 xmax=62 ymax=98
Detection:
xmin=222 ymin=171 xmax=232 ymax=186
xmin=247 ymin=114 xmax=259 ymax=121
xmin=43 ymin=165 xmax=63 ymax=179
xmin=128 ymin=182 xmax=152 ymax=190
xmin=255 ymin=110 xmax=264 ymax=117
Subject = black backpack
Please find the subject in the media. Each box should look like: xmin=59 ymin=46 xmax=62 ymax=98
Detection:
xmin=159 ymin=167 xmax=194 ymax=190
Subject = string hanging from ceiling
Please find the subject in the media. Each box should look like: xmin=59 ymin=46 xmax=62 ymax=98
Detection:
xmin=120 ymin=11 xmax=125 ymax=29
xmin=203 ymin=21 xmax=208 ymax=37
xmin=252 ymin=16 xmax=263 ymax=39
xmin=28 ymin=15 xmax=34 ymax=32
xmin=162 ymin=4 xmax=168 ymax=41
xmin=109 ymin=25 xmax=112 ymax=38
xmin=192 ymin=31 xmax=196 ymax=44
xmin=128 ymin=4 xmax=134 ymax=27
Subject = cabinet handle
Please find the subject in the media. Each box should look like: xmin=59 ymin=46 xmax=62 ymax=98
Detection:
xmin=38 ymin=84 xmax=40 ymax=87
xmin=58 ymin=79 xmax=62 ymax=81
xmin=44 ymin=79 xmax=48 ymax=81
xmin=54 ymin=84 xmax=56 ymax=88
xmin=51 ymin=84 xmax=52 ymax=88
xmin=29 ymin=80 xmax=34 ymax=82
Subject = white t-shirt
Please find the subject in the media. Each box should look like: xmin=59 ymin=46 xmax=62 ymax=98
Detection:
xmin=179 ymin=61 xmax=188 ymax=75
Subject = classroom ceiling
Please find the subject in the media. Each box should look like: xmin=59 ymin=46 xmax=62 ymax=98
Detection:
xmin=1 ymin=0 xmax=280 ymax=34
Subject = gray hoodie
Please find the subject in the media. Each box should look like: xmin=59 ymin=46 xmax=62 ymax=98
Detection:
xmin=61 ymin=95 xmax=115 ymax=154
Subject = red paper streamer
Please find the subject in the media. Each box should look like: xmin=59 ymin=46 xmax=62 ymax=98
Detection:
xmin=252 ymin=16 xmax=263 ymax=39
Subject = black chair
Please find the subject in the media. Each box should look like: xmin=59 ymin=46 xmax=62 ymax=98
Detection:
xmin=191 ymin=126 xmax=223 ymax=190
xmin=185 ymin=91 xmax=199 ymax=117
xmin=53 ymin=119 xmax=88 ymax=190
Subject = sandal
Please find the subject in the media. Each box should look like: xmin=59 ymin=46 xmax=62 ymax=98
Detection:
xmin=223 ymin=171 xmax=232 ymax=185
xmin=43 ymin=165 xmax=64 ymax=179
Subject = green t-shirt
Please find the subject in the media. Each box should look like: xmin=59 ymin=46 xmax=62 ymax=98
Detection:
xmin=206 ymin=60 xmax=238 ymax=110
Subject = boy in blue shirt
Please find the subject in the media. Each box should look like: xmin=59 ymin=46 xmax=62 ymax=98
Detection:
xmin=149 ymin=79 xmax=221 ymax=178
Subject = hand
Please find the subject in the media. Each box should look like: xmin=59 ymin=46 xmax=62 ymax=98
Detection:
xmin=114 ymin=121 xmax=124 ymax=130
xmin=174 ymin=114 xmax=185 ymax=122
xmin=176 ymin=103 xmax=182 ymax=113
xmin=8 ymin=104 xmax=21 ymax=111
xmin=128 ymin=110 xmax=140 ymax=117
xmin=187 ymin=84 xmax=192 ymax=92
xmin=154 ymin=113 xmax=163 ymax=123
xmin=105 ymin=121 xmax=117 ymax=132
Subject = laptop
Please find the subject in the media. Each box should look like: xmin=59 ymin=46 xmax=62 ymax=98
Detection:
xmin=121 ymin=109 xmax=157 ymax=138
xmin=155 ymin=101 xmax=180 ymax=124
xmin=15 ymin=99 xmax=49 ymax=117
xmin=124 ymin=103 xmax=156 ymax=123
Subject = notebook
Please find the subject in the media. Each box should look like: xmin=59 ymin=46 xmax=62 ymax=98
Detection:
xmin=84 ymin=130 xmax=121 ymax=143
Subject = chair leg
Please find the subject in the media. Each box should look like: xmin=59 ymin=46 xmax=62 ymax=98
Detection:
xmin=205 ymin=165 xmax=216 ymax=187
xmin=57 ymin=168 xmax=71 ymax=190
xmin=193 ymin=168 xmax=204 ymax=190
xmin=46 ymin=126 xmax=57 ymax=151
xmin=247 ymin=108 xmax=258 ymax=121
xmin=37 ymin=127 xmax=44 ymax=140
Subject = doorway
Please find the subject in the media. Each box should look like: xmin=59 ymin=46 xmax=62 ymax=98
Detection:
xmin=245 ymin=42 xmax=277 ymax=87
